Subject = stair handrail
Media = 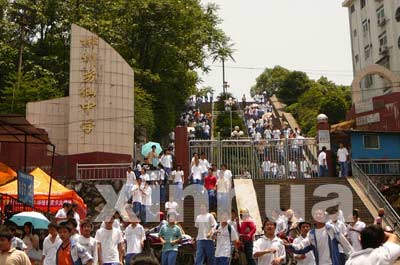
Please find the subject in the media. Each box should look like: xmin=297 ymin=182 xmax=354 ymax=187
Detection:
xmin=352 ymin=160 xmax=400 ymax=237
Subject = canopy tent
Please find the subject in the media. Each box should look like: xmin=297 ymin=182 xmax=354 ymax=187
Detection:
xmin=0 ymin=162 xmax=17 ymax=186
xmin=0 ymin=168 xmax=86 ymax=218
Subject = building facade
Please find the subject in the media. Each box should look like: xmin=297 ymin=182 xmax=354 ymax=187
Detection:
xmin=343 ymin=0 xmax=400 ymax=102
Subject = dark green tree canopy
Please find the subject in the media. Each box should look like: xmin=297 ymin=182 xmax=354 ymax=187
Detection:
xmin=0 ymin=0 xmax=231 ymax=140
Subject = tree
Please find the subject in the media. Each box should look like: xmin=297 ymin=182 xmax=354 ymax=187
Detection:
xmin=0 ymin=0 xmax=231 ymax=141
xmin=276 ymin=71 xmax=311 ymax=105
xmin=250 ymin=66 xmax=290 ymax=97
xmin=134 ymin=87 xmax=156 ymax=141
xmin=210 ymin=36 xmax=236 ymax=94
xmin=319 ymin=93 xmax=348 ymax=125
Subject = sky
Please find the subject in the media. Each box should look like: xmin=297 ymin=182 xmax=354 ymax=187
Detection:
xmin=198 ymin=0 xmax=354 ymax=100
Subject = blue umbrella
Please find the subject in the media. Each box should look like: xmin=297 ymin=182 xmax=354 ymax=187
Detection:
xmin=10 ymin=211 xmax=50 ymax=230
xmin=141 ymin=141 xmax=162 ymax=158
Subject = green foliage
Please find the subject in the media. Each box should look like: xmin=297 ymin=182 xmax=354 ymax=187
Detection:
xmin=134 ymin=87 xmax=156 ymax=138
xmin=215 ymin=111 xmax=245 ymax=139
xmin=215 ymin=92 xmax=235 ymax=111
xmin=252 ymin=67 xmax=352 ymax=136
xmin=0 ymin=0 xmax=231 ymax=141
xmin=250 ymin=66 xmax=290 ymax=97
xmin=276 ymin=71 xmax=311 ymax=105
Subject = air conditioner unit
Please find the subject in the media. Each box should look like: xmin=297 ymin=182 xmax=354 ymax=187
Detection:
xmin=378 ymin=17 xmax=386 ymax=26
xmin=379 ymin=45 xmax=388 ymax=55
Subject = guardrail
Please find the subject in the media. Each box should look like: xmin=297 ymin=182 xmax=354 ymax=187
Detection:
xmin=353 ymin=159 xmax=400 ymax=176
xmin=352 ymin=161 xmax=400 ymax=237
xmin=76 ymin=163 xmax=132 ymax=180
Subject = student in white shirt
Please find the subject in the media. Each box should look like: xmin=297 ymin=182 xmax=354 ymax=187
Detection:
xmin=125 ymin=220 xmax=146 ymax=265
xmin=126 ymin=167 xmax=136 ymax=200
xmin=327 ymin=208 xmax=348 ymax=265
xmin=55 ymin=202 xmax=71 ymax=223
xmin=253 ymin=218 xmax=286 ymax=265
xmin=214 ymin=211 xmax=239 ymax=265
xmin=194 ymin=204 xmax=217 ymax=265
xmin=95 ymin=216 xmax=124 ymax=265
xmin=42 ymin=222 xmax=62 ymax=265
xmin=199 ymin=153 xmax=211 ymax=179
xmin=337 ymin=143 xmax=349 ymax=178
xmin=293 ymin=221 xmax=316 ymax=265
xmin=160 ymin=150 xmax=173 ymax=177
xmin=131 ymin=178 xmax=143 ymax=221
xmin=345 ymin=224 xmax=400 ymax=265
xmin=190 ymin=159 xmax=203 ymax=186
xmin=348 ymin=209 xmax=366 ymax=252
xmin=171 ymin=165 xmax=184 ymax=200
xmin=79 ymin=220 xmax=98 ymax=265
xmin=318 ymin=146 xmax=328 ymax=177
xmin=141 ymin=181 xmax=152 ymax=223
xmin=262 ymin=159 xmax=271 ymax=179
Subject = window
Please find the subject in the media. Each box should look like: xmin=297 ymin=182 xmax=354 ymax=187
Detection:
xmin=398 ymin=36 xmax=400 ymax=49
xmin=396 ymin=7 xmax=400 ymax=22
xmin=353 ymin=29 xmax=357 ymax=37
xmin=362 ymin=20 xmax=369 ymax=36
xmin=364 ymin=45 xmax=371 ymax=59
xmin=364 ymin=75 xmax=373 ymax=88
xmin=361 ymin=0 xmax=366 ymax=9
xmin=363 ymin=134 xmax=380 ymax=149
xmin=355 ymin=54 xmax=359 ymax=63
xmin=351 ymin=4 xmax=355 ymax=13
xmin=377 ymin=6 xmax=386 ymax=25
xmin=379 ymin=32 xmax=387 ymax=48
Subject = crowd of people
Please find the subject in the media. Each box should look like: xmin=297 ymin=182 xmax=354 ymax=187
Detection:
xmin=179 ymin=96 xmax=212 ymax=140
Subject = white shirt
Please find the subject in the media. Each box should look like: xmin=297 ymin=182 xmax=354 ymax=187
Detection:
xmin=300 ymin=160 xmax=308 ymax=173
xmin=262 ymin=161 xmax=271 ymax=172
xmin=142 ymin=185 xmax=152 ymax=206
xmin=215 ymin=223 xmax=239 ymax=257
xmin=79 ymin=235 xmax=98 ymax=265
xmin=161 ymin=154 xmax=173 ymax=168
xmin=271 ymin=163 xmax=278 ymax=174
xmin=204 ymin=124 xmax=210 ymax=134
xmin=289 ymin=161 xmax=297 ymax=172
xmin=273 ymin=130 xmax=281 ymax=140
xmin=172 ymin=170 xmax=184 ymax=183
xmin=140 ymin=173 xmax=150 ymax=182
xmin=315 ymin=227 xmax=332 ymax=265
xmin=328 ymin=220 xmax=347 ymax=253
xmin=318 ymin=151 xmax=327 ymax=166
xmin=126 ymin=171 xmax=136 ymax=186
xmin=95 ymin=228 xmax=124 ymax=263
xmin=253 ymin=236 xmax=286 ymax=265
xmin=254 ymin=132 xmax=262 ymax=142
xmin=348 ymin=221 xmax=366 ymax=252
xmin=275 ymin=215 xmax=288 ymax=235
xmin=195 ymin=213 xmax=217 ymax=240
xmin=131 ymin=184 xmax=142 ymax=203
xmin=293 ymin=235 xmax=316 ymax=265
xmin=55 ymin=208 xmax=67 ymax=219
xmin=199 ymin=159 xmax=211 ymax=174
xmin=191 ymin=165 xmax=203 ymax=180
xmin=42 ymin=235 xmax=62 ymax=265
xmin=337 ymin=148 xmax=349 ymax=162
xmin=220 ymin=169 xmax=233 ymax=181
xmin=264 ymin=129 xmax=272 ymax=139
xmin=165 ymin=201 xmax=178 ymax=213
xmin=345 ymin=241 xmax=400 ymax=265
xmin=125 ymin=224 xmax=145 ymax=254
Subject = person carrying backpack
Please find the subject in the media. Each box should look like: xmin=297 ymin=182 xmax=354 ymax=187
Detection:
xmin=214 ymin=211 xmax=239 ymax=265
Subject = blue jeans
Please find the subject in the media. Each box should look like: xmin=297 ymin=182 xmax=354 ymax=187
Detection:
xmin=339 ymin=162 xmax=348 ymax=177
xmin=195 ymin=240 xmax=215 ymax=265
xmin=161 ymin=250 xmax=178 ymax=265
xmin=208 ymin=189 xmax=216 ymax=210
xmin=133 ymin=202 xmax=141 ymax=219
xmin=217 ymin=192 xmax=229 ymax=213
xmin=160 ymin=184 xmax=166 ymax=204
xmin=318 ymin=165 xmax=328 ymax=177
xmin=125 ymin=253 xmax=138 ymax=265
xmin=215 ymin=257 xmax=229 ymax=265
xmin=174 ymin=182 xmax=183 ymax=200
xmin=103 ymin=263 xmax=120 ymax=265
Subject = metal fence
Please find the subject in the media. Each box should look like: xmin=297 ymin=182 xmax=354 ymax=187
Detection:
xmin=76 ymin=163 xmax=132 ymax=180
xmin=188 ymin=138 xmax=318 ymax=179
xmin=352 ymin=161 xmax=400 ymax=237
xmin=354 ymin=159 xmax=400 ymax=176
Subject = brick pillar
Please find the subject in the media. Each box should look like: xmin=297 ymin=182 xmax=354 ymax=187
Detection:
xmin=316 ymin=114 xmax=333 ymax=177
xmin=174 ymin=126 xmax=189 ymax=181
